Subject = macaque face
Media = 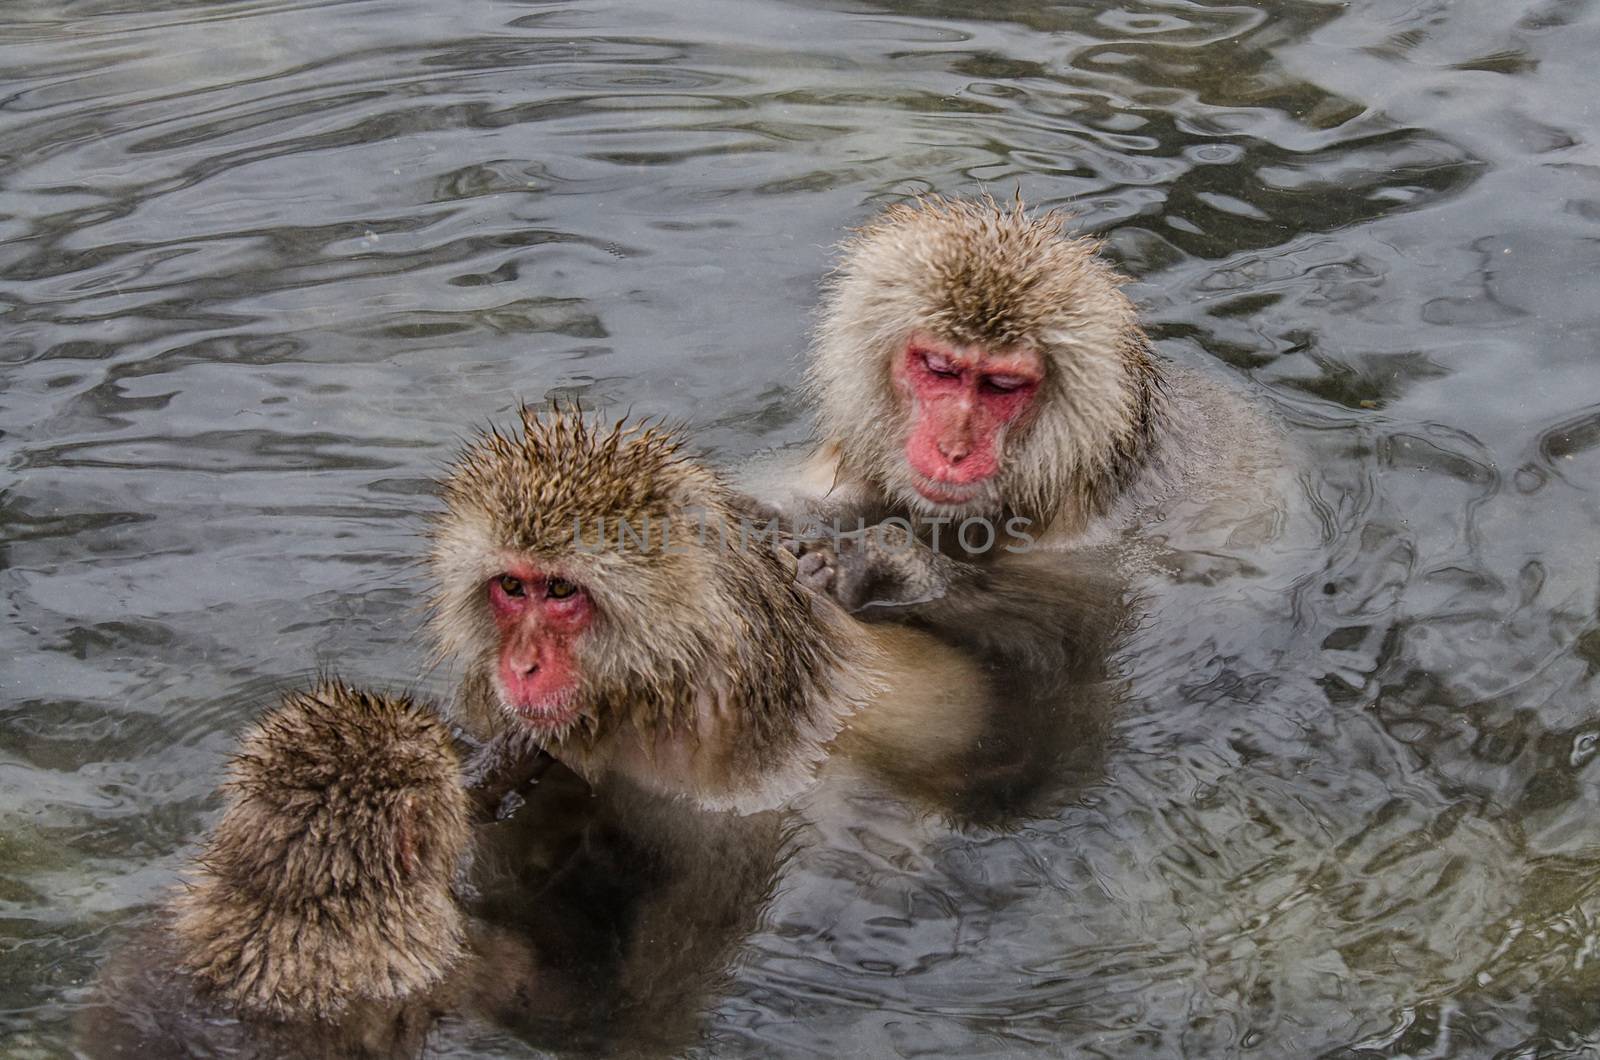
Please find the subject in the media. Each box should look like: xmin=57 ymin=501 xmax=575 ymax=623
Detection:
xmin=486 ymin=563 xmax=594 ymax=730
xmin=892 ymin=332 xmax=1043 ymax=507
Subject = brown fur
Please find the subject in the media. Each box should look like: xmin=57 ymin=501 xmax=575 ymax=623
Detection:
xmin=429 ymin=407 xmax=877 ymax=811
xmin=82 ymin=681 xmax=481 ymax=1058
xmin=173 ymin=680 xmax=469 ymax=1018
xmin=806 ymin=194 xmax=1171 ymax=539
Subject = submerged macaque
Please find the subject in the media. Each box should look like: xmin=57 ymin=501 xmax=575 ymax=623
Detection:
xmin=80 ymin=681 xmax=540 ymax=1060
xmin=432 ymin=410 xmax=1131 ymax=1052
xmin=430 ymin=408 xmax=1127 ymax=822
xmin=787 ymin=194 xmax=1280 ymax=553
xmin=428 ymin=406 xmax=987 ymax=812
xmin=80 ymin=674 xmax=786 ymax=1058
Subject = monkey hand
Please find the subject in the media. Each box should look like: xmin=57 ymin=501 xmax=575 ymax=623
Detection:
xmin=462 ymin=727 xmax=556 ymax=822
xmin=792 ymin=522 xmax=957 ymax=614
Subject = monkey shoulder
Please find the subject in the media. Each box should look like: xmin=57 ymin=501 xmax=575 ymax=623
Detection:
xmin=80 ymin=914 xmax=444 ymax=1060
xmin=1042 ymin=361 xmax=1291 ymax=552
xmin=1159 ymin=362 xmax=1286 ymax=486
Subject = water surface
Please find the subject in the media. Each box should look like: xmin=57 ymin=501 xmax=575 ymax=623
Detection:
xmin=4 ymin=0 xmax=1600 ymax=1054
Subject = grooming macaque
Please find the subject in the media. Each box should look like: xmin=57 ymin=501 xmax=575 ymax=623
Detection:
xmin=80 ymin=680 xmax=546 ymax=1059
xmin=427 ymin=407 xmax=1013 ymax=812
xmin=86 ymin=397 xmax=1140 ymax=1058
xmin=430 ymin=409 xmax=1130 ymax=1051
xmin=413 ymin=408 xmax=1026 ymax=1050
xmin=430 ymin=408 xmax=1127 ymax=821
xmin=779 ymin=194 xmax=1279 ymax=558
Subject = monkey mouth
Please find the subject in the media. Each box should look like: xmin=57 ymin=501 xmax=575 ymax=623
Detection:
xmin=909 ymin=475 xmax=985 ymax=506
xmin=498 ymin=691 xmax=581 ymax=733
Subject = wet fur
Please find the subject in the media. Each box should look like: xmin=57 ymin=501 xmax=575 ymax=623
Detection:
xmin=821 ymin=544 xmax=1135 ymax=823
xmin=807 ymin=195 xmax=1174 ymax=539
xmin=80 ymin=681 xmax=500 ymax=1059
xmin=430 ymin=408 xmax=878 ymax=812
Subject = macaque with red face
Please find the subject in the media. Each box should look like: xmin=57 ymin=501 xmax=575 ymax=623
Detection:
xmin=426 ymin=407 xmax=1027 ymax=813
xmin=892 ymin=331 xmax=1045 ymax=507
xmin=425 ymin=409 xmax=1125 ymax=1047
xmin=788 ymin=195 xmax=1278 ymax=560
xmin=429 ymin=408 xmax=1136 ymax=832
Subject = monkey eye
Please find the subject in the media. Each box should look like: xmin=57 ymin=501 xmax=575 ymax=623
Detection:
xmin=921 ymin=351 xmax=960 ymax=378
xmin=496 ymin=575 xmax=525 ymax=597
xmin=546 ymin=577 xmax=578 ymax=600
xmin=982 ymin=374 xmax=1033 ymax=393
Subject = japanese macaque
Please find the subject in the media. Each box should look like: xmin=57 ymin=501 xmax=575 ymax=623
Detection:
xmin=787 ymin=194 xmax=1278 ymax=554
xmin=79 ymin=678 xmax=785 ymax=1059
xmin=422 ymin=410 xmax=970 ymax=1048
xmin=78 ymin=680 xmax=542 ymax=1059
xmin=427 ymin=406 xmax=1015 ymax=813
xmin=429 ymin=408 xmax=1128 ymax=822
xmin=429 ymin=409 xmax=1130 ymax=1049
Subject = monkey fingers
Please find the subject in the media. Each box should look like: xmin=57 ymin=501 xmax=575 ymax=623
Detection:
xmin=792 ymin=526 xmax=957 ymax=615
xmin=794 ymin=545 xmax=839 ymax=595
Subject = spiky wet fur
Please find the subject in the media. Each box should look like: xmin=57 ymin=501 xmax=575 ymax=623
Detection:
xmin=171 ymin=680 xmax=469 ymax=1020
xmin=429 ymin=408 xmax=876 ymax=812
xmin=807 ymin=194 xmax=1170 ymax=536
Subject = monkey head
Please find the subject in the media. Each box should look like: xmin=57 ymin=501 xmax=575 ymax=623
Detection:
xmin=429 ymin=408 xmax=871 ymax=805
xmin=174 ymin=681 xmax=470 ymax=1018
xmin=808 ymin=195 xmax=1161 ymax=530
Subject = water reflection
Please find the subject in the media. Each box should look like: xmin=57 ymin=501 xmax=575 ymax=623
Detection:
xmin=5 ymin=0 xmax=1600 ymax=1053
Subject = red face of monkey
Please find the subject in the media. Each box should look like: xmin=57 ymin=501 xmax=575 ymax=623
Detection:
xmin=892 ymin=332 xmax=1043 ymax=507
xmin=485 ymin=565 xmax=594 ymax=730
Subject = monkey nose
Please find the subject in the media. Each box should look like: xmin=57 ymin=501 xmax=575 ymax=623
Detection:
xmin=938 ymin=438 xmax=971 ymax=462
xmin=518 ymin=660 xmax=540 ymax=677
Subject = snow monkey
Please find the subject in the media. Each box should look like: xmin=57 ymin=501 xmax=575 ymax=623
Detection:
xmin=429 ymin=407 xmax=1132 ymax=822
xmin=426 ymin=405 xmax=1048 ymax=814
xmin=423 ymin=407 xmax=1122 ymax=1048
xmin=791 ymin=194 xmax=1280 ymax=559
xmin=80 ymin=681 xmax=546 ymax=1059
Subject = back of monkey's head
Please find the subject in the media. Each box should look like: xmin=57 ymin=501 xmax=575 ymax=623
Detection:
xmin=429 ymin=408 xmax=873 ymax=805
xmin=176 ymin=680 xmax=469 ymax=1017
xmin=207 ymin=680 xmax=469 ymax=893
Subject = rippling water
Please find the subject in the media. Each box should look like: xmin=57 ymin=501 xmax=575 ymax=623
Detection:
xmin=5 ymin=0 xmax=1600 ymax=1055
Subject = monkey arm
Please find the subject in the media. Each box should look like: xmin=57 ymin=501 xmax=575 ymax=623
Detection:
xmin=460 ymin=727 xmax=557 ymax=822
xmin=795 ymin=524 xmax=1129 ymax=674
